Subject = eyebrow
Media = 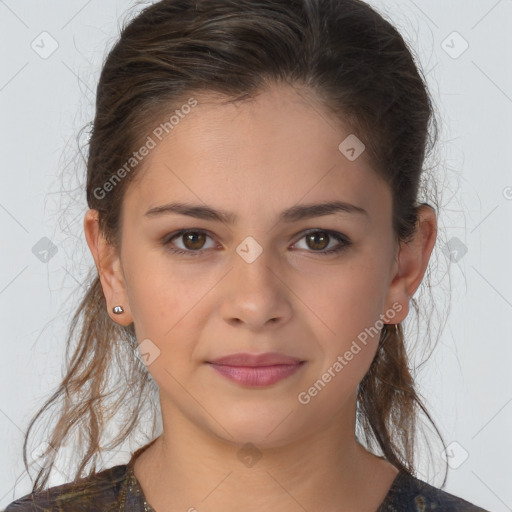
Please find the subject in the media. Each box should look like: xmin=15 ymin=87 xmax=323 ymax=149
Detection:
xmin=144 ymin=200 xmax=368 ymax=224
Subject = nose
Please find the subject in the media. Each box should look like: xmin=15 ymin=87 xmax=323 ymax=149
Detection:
xmin=219 ymin=241 xmax=293 ymax=331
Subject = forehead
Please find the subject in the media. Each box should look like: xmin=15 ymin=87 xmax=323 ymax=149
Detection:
xmin=122 ymin=85 xmax=391 ymax=222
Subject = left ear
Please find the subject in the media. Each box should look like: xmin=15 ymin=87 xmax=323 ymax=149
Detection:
xmin=384 ymin=204 xmax=437 ymax=323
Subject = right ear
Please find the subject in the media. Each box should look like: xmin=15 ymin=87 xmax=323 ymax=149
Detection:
xmin=83 ymin=209 xmax=133 ymax=326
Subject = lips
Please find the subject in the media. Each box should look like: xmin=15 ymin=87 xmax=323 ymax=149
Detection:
xmin=206 ymin=352 xmax=306 ymax=387
xmin=208 ymin=352 xmax=304 ymax=367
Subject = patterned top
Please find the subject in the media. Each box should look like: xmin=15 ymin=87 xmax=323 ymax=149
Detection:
xmin=4 ymin=444 xmax=490 ymax=511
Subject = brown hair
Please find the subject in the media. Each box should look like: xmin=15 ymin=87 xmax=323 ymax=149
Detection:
xmin=22 ymin=0 xmax=449 ymax=492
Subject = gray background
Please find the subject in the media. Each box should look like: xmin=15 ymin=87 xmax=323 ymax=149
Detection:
xmin=1 ymin=0 xmax=511 ymax=510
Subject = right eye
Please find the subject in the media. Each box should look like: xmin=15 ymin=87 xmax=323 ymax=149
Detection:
xmin=163 ymin=229 xmax=218 ymax=256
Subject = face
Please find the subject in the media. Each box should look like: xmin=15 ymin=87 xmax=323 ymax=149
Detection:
xmin=89 ymin=84 xmax=422 ymax=449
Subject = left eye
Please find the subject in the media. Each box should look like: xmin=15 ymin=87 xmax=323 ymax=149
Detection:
xmin=163 ymin=229 xmax=351 ymax=256
xmin=292 ymin=230 xmax=351 ymax=254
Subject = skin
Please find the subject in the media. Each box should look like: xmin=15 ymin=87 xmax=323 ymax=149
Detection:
xmin=84 ymin=83 xmax=437 ymax=512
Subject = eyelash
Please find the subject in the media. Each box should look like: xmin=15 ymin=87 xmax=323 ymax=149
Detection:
xmin=161 ymin=229 xmax=352 ymax=257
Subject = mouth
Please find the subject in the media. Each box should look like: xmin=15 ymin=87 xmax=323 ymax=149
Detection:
xmin=208 ymin=352 xmax=304 ymax=367
xmin=206 ymin=352 xmax=306 ymax=387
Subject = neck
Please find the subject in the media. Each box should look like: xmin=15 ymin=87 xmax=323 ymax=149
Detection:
xmin=133 ymin=393 xmax=399 ymax=512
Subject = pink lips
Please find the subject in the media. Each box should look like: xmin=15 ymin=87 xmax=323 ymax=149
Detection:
xmin=207 ymin=352 xmax=305 ymax=387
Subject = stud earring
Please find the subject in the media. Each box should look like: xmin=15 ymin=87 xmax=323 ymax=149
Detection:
xmin=113 ymin=305 xmax=124 ymax=315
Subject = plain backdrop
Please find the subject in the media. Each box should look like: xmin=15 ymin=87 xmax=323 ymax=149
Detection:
xmin=1 ymin=1 xmax=511 ymax=510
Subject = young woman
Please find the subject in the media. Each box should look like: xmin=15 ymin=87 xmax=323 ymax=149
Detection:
xmin=5 ymin=0 xmax=490 ymax=510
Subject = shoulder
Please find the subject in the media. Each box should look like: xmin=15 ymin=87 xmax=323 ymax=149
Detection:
xmin=3 ymin=463 xmax=128 ymax=511
xmin=379 ymin=470 xmax=490 ymax=512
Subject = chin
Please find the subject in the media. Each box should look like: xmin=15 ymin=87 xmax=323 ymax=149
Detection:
xmin=206 ymin=407 xmax=311 ymax=451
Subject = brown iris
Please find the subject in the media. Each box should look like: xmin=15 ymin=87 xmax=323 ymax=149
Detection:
xmin=305 ymin=231 xmax=330 ymax=251
xmin=182 ymin=231 xmax=207 ymax=250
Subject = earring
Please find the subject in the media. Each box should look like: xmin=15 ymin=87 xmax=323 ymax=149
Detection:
xmin=113 ymin=305 xmax=124 ymax=315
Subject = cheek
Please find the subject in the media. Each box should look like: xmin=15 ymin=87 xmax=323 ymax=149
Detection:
xmin=124 ymin=266 xmax=199 ymax=386
xmin=125 ymin=270 xmax=174 ymax=337
xmin=303 ymin=259 xmax=390 ymax=336
xmin=122 ymin=245 xmax=196 ymax=327
xmin=295 ymin=256 xmax=390 ymax=390
xmin=122 ymin=250 xmax=217 ymax=364
xmin=296 ymin=270 xmax=386 ymax=410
